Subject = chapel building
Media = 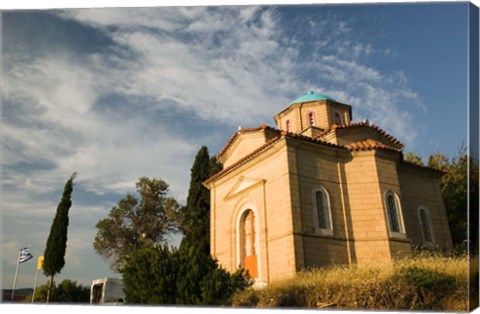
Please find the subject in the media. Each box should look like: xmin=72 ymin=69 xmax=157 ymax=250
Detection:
xmin=203 ymin=91 xmax=453 ymax=285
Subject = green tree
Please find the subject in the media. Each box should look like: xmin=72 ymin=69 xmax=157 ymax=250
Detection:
xmin=43 ymin=173 xmax=76 ymax=303
xmin=94 ymin=177 xmax=182 ymax=271
xmin=181 ymin=146 xmax=222 ymax=255
xmin=175 ymin=244 xmax=248 ymax=305
xmin=209 ymin=155 xmax=223 ymax=177
xmin=27 ymin=279 xmax=90 ymax=303
xmin=404 ymin=152 xmax=425 ymax=166
xmin=427 ymin=149 xmax=478 ymax=248
xmin=120 ymin=243 xmax=250 ymax=305
xmin=428 ymin=153 xmax=450 ymax=172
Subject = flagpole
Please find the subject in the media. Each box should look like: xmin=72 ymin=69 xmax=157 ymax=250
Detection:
xmin=32 ymin=256 xmax=43 ymax=303
xmin=11 ymin=248 xmax=21 ymax=302
xmin=32 ymin=267 xmax=39 ymax=303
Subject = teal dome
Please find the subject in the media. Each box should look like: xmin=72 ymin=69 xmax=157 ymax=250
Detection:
xmin=290 ymin=90 xmax=335 ymax=105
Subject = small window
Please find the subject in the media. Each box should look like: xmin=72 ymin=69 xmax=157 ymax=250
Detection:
xmin=312 ymin=187 xmax=333 ymax=235
xmin=384 ymin=191 xmax=405 ymax=236
xmin=418 ymin=207 xmax=435 ymax=247
xmin=334 ymin=111 xmax=343 ymax=125
xmin=286 ymin=120 xmax=291 ymax=132
xmin=307 ymin=111 xmax=316 ymax=127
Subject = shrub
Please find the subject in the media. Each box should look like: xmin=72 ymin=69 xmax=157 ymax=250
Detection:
xmin=121 ymin=244 xmax=179 ymax=304
xmin=121 ymin=242 xmax=250 ymax=305
xmin=26 ymin=279 xmax=90 ymax=303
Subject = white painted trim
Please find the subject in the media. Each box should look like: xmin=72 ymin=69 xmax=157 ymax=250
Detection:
xmin=333 ymin=110 xmax=344 ymax=125
xmin=311 ymin=186 xmax=334 ymax=236
xmin=235 ymin=203 xmax=263 ymax=282
xmin=306 ymin=110 xmax=317 ymax=127
xmin=383 ymin=191 xmax=406 ymax=238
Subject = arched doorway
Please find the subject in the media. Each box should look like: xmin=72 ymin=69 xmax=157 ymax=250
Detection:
xmin=241 ymin=209 xmax=258 ymax=278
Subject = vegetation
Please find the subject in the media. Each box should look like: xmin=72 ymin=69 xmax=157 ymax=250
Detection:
xmin=181 ymin=146 xmax=211 ymax=255
xmin=90 ymin=144 xmax=475 ymax=309
xmin=43 ymin=173 xmax=76 ymax=303
xmin=26 ymin=279 xmax=90 ymax=303
xmin=91 ymin=147 xmax=238 ymax=306
xmin=231 ymin=254 xmax=470 ymax=311
xmin=404 ymin=152 xmax=424 ymax=166
xmin=120 ymin=243 xmax=250 ymax=305
xmin=181 ymin=146 xmax=222 ymax=255
xmin=93 ymin=177 xmax=183 ymax=271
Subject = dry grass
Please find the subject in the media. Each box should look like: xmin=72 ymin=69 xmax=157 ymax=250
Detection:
xmin=231 ymin=253 xmax=473 ymax=311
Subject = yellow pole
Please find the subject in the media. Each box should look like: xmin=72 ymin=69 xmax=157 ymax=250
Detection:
xmin=32 ymin=256 xmax=43 ymax=303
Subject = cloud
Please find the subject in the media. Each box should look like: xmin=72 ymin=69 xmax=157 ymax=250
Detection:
xmin=2 ymin=5 xmax=429 ymax=288
xmin=55 ymin=7 xmax=299 ymax=125
xmin=52 ymin=7 xmax=424 ymax=143
xmin=2 ymin=52 xmax=199 ymax=198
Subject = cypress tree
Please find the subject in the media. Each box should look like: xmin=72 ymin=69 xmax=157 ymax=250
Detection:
xmin=209 ymin=155 xmax=223 ymax=177
xmin=43 ymin=173 xmax=76 ymax=303
xmin=181 ymin=146 xmax=222 ymax=255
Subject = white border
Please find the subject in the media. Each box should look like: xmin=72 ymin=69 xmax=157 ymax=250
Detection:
xmin=312 ymin=186 xmax=334 ymax=236
xmin=383 ymin=191 xmax=406 ymax=238
xmin=235 ymin=203 xmax=263 ymax=283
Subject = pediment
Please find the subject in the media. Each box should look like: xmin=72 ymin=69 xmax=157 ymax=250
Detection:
xmin=224 ymin=176 xmax=265 ymax=200
xmin=319 ymin=123 xmax=404 ymax=150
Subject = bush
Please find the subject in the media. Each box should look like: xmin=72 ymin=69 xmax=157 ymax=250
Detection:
xmin=26 ymin=279 xmax=90 ymax=303
xmin=395 ymin=265 xmax=455 ymax=289
xmin=231 ymin=255 xmax=470 ymax=311
xmin=121 ymin=242 xmax=250 ymax=305
xmin=121 ymin=244 xmax=179 ymax=304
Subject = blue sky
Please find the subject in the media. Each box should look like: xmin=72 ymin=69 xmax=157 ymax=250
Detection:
xmin=1 ymin=1 xmax=474 ymax=291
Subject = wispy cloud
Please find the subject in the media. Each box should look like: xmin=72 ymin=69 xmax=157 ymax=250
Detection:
xmin=2 ymin=5 xmax=427 ymax=287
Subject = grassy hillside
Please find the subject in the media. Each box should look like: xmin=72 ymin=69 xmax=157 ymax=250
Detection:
xmin=232 ymin=254 xmax=474 ymax=311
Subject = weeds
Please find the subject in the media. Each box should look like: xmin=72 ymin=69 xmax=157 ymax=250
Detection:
xmin=231 ymin=254 xmax=472 ymax=311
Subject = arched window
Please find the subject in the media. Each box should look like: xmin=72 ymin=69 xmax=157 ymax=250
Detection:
xmin=312 ymin=187 xmax=333 ymax=235
xmin=384 ymin=191 xmax=405 ymax=235
xmin=307 ymin=111 xmax=316 ymax=127
xmin=240 ymin=210 xmax=258 ymax=278
xmin=334 ymin=111 xmax=343 ymax=125
xmin=418 ymin=207 xmax=435 ymax=247
xmin=285 ymin=120 xmax=291 ymax=132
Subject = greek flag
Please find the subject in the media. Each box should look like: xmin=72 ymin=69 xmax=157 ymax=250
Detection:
xmin=19 ymin=247 xmax=34 ymax=264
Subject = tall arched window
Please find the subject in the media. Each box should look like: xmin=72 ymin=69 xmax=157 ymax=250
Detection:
xmin=418 ymin=207 xmax=435 ymax=247
xmin=285 ymin=120 xmax=291 ymax=132
xmin=384 ymin=191 xmax=405 ymax=235
xmin=307 ymin=111 xmax=316 ymax=127
xmin=312 ymin=187 xmax=333 ymax=235
xmin=334 ymin=111 xmax=343 ymax=125
xmin=240 ymin=210 xmax=258 ymax=278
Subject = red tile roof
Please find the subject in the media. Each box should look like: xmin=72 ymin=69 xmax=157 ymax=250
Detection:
xmin=345 ymin=139 xmax=402 ymax=152
xmin=205 ymin=122 xmax=407 ymax=185
xmin=282 ymin=130 xmax=347 ymax=150
xmin=370 ymin=124 xmax=404 ymax=148
xmin=317 ymin=121 xmax=405 ymax=148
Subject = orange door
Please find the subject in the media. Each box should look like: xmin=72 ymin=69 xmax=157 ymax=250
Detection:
xmin=242 ymin=210 xmax=258 ymax=278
